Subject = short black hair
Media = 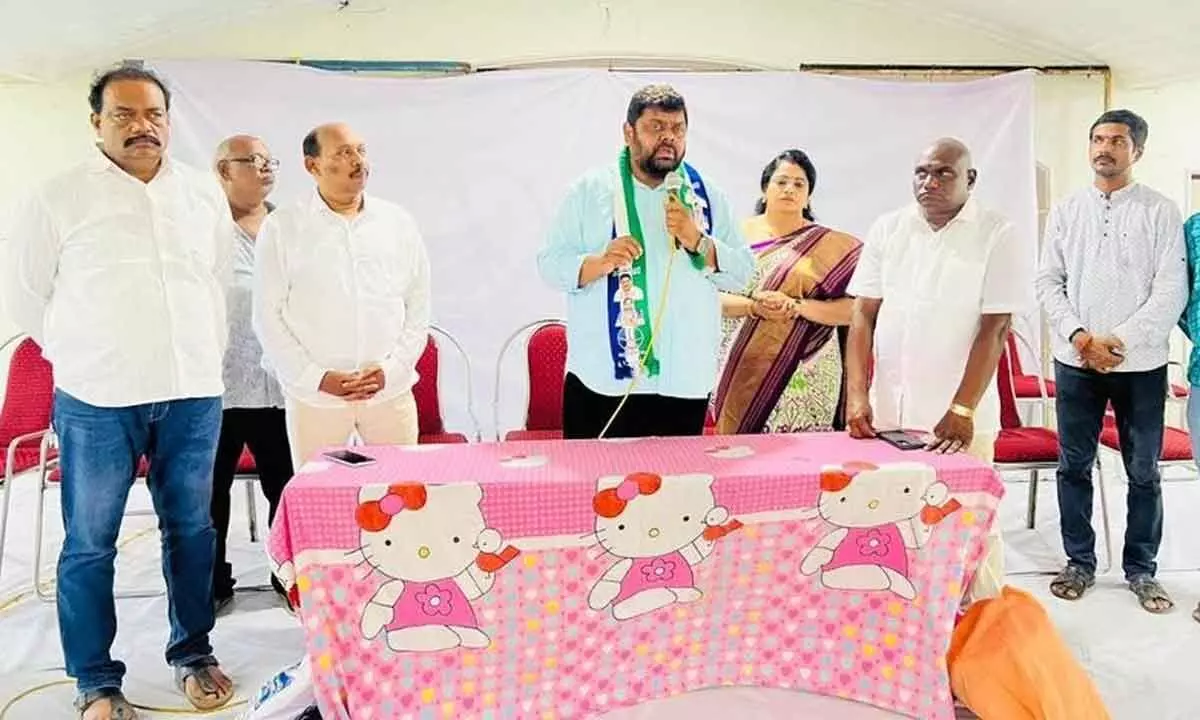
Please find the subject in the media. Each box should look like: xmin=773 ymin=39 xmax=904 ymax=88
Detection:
xmin=1090 ymin=109 xmax=1148 ymax=151
xmin=756 ymin=149 xmax=818 ymax=220
xmin=626 ymin=84 xmax=688 ymax=126
xmin=302 ymin=129 xmax=321 ymax=158
xmin=88 ymin=64 xmax=171 ymax=114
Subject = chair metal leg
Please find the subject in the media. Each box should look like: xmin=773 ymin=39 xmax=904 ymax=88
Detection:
xmin=34 ymin=471 xmax=53 ymax=603
xmin=1096 ymin=457 xmax=1115 ymax=574
xmin=245 ymin=479 xmax=259 ymax=543
xmin=1026 ymin=469 xmax=1038 ymax=530
xmin=0 ymin=465 xmax=15 ymax=582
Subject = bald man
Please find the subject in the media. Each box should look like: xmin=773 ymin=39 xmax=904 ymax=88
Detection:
xmin=844 ymin=138 xmax=1034 ymax=603
xmin=211 ymin=136 xmax=293 ymax=611
xmin=252 ymin=123 xmax=431 ymax=469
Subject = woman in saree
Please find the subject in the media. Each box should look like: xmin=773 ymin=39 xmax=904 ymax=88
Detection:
xmin=713 ymin=149 xmax=862 ymax=434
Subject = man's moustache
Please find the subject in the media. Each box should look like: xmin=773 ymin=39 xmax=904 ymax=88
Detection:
xmin=124 ymin=135 xmax=160 ymax=147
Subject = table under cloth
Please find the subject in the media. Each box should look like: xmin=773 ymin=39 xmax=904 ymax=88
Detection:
xmin=266 ymin=433 xmax=1003 ymax=720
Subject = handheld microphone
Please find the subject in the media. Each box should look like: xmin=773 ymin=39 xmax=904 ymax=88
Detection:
xmin=664 ymin=172 xmax=684 ymax=202
xmin=664 ymin=173 xmax=684 ymax=248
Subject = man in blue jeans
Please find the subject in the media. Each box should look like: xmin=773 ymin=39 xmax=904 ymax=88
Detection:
xmin=1036 ymin=109 xmax=1187 ymax=614
xmin=2 ymin=64 xmax=236 ymax=719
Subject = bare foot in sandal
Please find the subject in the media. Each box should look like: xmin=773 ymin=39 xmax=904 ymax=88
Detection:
xmin=175 ymin=663 xmax=234 ymax=711
xmin=1129 ymin=575 xmax=1173 ymax=614
xmin=1049 ymin=564 xmax=1094 ymax=601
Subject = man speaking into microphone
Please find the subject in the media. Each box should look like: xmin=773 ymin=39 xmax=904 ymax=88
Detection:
xmin=539 ymin=85 xmax=753 ymax=439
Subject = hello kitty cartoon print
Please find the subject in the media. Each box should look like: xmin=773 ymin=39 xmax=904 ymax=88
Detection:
xmin=355 ymin=482 xmax=520 ymax=652
xmin=588 ymin=472 xmax=743 ymax=621
xmin=799 ymin=462 xmax=961 ymax=600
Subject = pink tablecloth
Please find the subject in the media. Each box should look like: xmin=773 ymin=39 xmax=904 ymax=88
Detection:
xmin=267 ymin=433 xmax=1003 ymax=720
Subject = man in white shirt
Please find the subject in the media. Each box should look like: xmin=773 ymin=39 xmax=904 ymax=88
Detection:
xmin=210 ymin=135 xmax=293 ymax=612
xmin=844 ymin=138 xmax=1034 ymax=603
xmin=254 ymin=123 xmax=431 ymax=469
xmin=2 ymin=65 xmax=235 ymax=719
xmin=1036 ymin=109 xmax=1186 ymax=614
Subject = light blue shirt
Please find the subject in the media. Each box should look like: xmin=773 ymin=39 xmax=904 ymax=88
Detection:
xmin=538 ymin=163 xmax=753 ymax=399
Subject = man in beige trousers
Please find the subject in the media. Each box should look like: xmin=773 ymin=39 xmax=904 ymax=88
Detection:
xmin=253 ymin=123 xmax=431 ymax=467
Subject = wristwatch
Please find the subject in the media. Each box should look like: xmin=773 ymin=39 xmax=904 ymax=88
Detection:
xmin=692 ymin=234 xmax=713 ymax=256
xmin=949 ymin=403 xmax=974 ymax=419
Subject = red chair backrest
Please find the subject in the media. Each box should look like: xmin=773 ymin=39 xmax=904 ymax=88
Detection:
xmin=412 ymin=336 xmax=445 ymax=436
xmin=1005 ymin=332 xmax=1024 ymax=376
xmin=0 ymin=338 xmax=54 ymax=449
xmin=996 ymin=343 xmax=1022 ymax=430
xmin=525 ymin=323 xmax=566 ymax=432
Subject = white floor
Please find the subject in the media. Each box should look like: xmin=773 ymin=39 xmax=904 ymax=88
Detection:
xmin=1 ymin=458 xmax=1199 ymax=719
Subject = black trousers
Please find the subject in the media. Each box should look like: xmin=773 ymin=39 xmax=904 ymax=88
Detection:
xmin=1053 ymin=362 xmax=1166 ymax=579
xmin=562 ymin=372 xmax=708 ymax=439
xmin=211 ymin=407 xmax=294 ymax=598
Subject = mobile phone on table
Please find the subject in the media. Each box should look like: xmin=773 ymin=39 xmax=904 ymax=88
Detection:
xmin=323 ymin=448 xmax=377 ymax=467
xmin=877 ymin=430 xmax=927 ymax=451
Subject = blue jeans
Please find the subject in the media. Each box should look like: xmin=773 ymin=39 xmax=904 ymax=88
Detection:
xmin=1053 ymin=362 xmax=1166 ymax=579
xmin=53 ymin=390 xmax=222 ymax=695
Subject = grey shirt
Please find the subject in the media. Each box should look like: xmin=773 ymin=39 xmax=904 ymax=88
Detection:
xmin=223 ymin=211 xmax=286 ymax=409
xmin=1035 ymin=182 xmax=1186 ymax=372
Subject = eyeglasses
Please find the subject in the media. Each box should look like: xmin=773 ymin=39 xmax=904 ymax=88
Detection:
xmin=228 ymin=155 xmax=279 ymax=172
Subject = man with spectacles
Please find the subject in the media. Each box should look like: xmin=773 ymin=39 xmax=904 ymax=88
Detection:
xmin=253 ymin=123 xmax=431 ymax=468
xmin=209 ymin=135 xmax=293 ymax=613
xmin=2 ymin=64 xmax=235 ymax=719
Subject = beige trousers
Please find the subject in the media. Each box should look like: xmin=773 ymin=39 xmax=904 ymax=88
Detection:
xmin=285 ymin=392 xmax=419 ymax=469
xmin=963 ymin=432 xmax=1004 ymax=604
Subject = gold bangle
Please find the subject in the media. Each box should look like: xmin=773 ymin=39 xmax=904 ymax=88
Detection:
xmin=949 ymin=403 xmax=974 ymax=419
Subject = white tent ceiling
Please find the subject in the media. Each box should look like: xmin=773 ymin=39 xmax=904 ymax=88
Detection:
xmin=0 ymin=0 xmax=1197 ymax=86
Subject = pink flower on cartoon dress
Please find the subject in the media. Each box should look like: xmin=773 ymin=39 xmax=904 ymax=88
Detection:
xmin=856 ymin=529 xmax=891 ymax=558
xmin=415 ymin=583 xmax=455 ymax=616
xmin=641 ymin=557 xmax=676 ymax=583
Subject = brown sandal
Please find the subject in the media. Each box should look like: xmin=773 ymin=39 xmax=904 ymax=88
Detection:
xmin=1129 ymin=575 xmax=1173 ymax=614
xmin=1049 ymin=564 xmax=1094 ymax=601
xmin=174 ymin=661 xmax=234 ymax=711
xmin=75 ymin=689 xmax=138 ymax=720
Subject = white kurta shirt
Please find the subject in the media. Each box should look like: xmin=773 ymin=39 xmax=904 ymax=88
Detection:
xmin=252 ymin=192 xmax=431 ymax=408
xmin=2 ymin=153 xmax=233 ymax=408
xmin=1036 ymin=183 xmax=1186 ymax=372
xmin=847 ymin=198 xmax=1034 ymax=434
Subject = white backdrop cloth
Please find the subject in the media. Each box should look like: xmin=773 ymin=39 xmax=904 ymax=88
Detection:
xmin=154 ymin=61 xmax=1037 ymax=438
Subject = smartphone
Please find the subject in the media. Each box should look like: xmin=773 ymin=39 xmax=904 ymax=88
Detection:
xmin=877 ymin=430 xmax=927 ymax=451
xmin=323 ymin=448 xmax=377 ymax=467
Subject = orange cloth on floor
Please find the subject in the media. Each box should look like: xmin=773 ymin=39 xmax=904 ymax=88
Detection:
xmin=946 ymin=586 xmax=1110 ymax=720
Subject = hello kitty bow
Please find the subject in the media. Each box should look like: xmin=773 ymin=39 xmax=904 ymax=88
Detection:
xmin=357 ymin=483 xmax=428 ymax=531
xmin=593 ymin=472 xmax=662 ymax=518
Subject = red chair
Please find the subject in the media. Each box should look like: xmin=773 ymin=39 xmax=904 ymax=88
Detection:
xmin=1006 ymin=331 xmax=1057 ymax=404
xmin=0 ymin=336 xmax=56 ymax=582
xmin=412 ymin=327 xmax=477 ymax=444
xmin=493 ymin=320 xmax=566 ymax=442
xmin=35 ymin=447 xmax=263 ymax=603
xmin=995 ymin=332 xmax=1116 ymax=573
xmin=1097 ymin=365 xmax=1194 ymax=474
xmin=993 ymin=334 xmax=1067 ymax=531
